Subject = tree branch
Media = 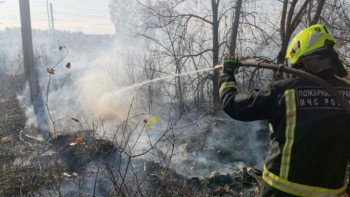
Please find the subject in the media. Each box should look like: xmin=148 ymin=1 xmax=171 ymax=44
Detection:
xmin=290 ymin=0 xmax=311 ymax=32
xmin=310 ymin=0 xmax=326 ymax=25
xmin=280 ymin=0 xmax=288 ymax=40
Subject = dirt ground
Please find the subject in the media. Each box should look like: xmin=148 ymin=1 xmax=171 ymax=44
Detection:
xmin=0 ymin=98 xmax=26 ymax=138
xmin=0 ymin=98 xmax=27 ymax=167
xmin=0 ymin=98 xmax=262 ymax=196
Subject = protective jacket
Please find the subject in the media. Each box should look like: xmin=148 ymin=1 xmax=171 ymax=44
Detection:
xmin=219 ymin=73 xmax=350 ymax=197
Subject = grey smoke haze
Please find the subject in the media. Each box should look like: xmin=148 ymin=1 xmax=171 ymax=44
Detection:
xmin=1 ymin=28 xmax=147 ymax=132
xmin=0 ymin=0 xmax=271 ymax=176
xmin=0 ymin=27 xmax=269 ymax=176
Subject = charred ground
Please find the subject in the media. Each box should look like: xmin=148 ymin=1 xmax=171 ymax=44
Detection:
xmin=0 ymin=97 xmax=266 ymax=196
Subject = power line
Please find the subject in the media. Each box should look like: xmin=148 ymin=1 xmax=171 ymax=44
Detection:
xmin=50 ymin=3 xmax=54 ymax=35
xmin=0 ymin=1 xmax=113 ymax=33
xmin=0 ymin=7 xmax=19 ymax=9
xmin=53 ymin=2 xmax=107 ymax=8
xmin=46 ymin=0 xmax=51 ymax=34
xmin=54 ymin=11 xmax=108 ymax=19
xmin=0 ymin=19 xmax=20 ymax=21
xmin=56 ymin=21 xmax=112 ymax=25
xmin=55 ymin=18 xmax=111 ymax=23
xmin=46 ymin=0 xmax=52 ymax=35
xmin=0 ymin=1 xmax=2 ymax=25
xmin=53 ymin=4 xmax=106 ymax=11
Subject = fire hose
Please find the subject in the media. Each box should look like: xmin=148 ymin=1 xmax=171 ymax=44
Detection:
xmin=215 ymin=61 xmax=350 ymax=118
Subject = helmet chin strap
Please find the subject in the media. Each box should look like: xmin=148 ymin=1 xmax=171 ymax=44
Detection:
xmin=299 ymin=49 xmax=347 ymax=78
xmin=324 ymin=39 xmax=335 ymax=49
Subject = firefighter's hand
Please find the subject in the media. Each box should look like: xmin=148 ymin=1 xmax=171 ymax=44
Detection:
xmin=222 ymin=56 xmax=240 ymax=75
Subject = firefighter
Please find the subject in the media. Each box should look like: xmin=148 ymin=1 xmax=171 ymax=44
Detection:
xmin=219 ymin=24 xmax=350 ymax=197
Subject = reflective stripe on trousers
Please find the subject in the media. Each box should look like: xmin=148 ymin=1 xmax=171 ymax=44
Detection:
xmin=263 ymin=166 xmax=346 ymax=197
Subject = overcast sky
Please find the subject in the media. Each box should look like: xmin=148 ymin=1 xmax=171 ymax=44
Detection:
xmin=0 ymin=0 xmax=115 ymax=34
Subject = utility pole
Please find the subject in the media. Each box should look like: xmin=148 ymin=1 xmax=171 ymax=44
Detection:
xmin=50 ymin=3 xmax=55 ymax=35
xmin=46 ymin=0 xmax=51 ymax=35
xmin=19 ymin=0 xmax=51 ymax=139
xmin=0 ymin=1 xmax=4 ymax=25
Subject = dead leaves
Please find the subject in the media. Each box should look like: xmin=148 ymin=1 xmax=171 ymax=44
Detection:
xmin=46 ymin=67 xmax=56 ymax=75
xmin=150 ymin=118 xmax=158 ymax=123
xmin=47 ymin=62 xmax=71 ymax=75
xmin=66 ymin=62 xmax=71 ymax=69
xmin=47 ymin=46 xmax=71 ymax=75
xmin=71 ymin=118 xmax=80 ymax=123
xmin=145 ymin=124 xmax=152 ymax=130
xmin=144 ymin=117 xmax=159 ymax=131
xmin=1 ymin=136 xmax=13 ymax=143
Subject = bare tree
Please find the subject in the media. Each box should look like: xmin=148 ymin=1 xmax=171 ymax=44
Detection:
xmin=320 ymin=0 xmax=350 ymax=68
xmin=229 ymin=0 xmax=243 ymax=56
xmin=128 ymin=0 xmax=240 ymax=111
xmin=275 ymin=0 xmax=326 ymax=79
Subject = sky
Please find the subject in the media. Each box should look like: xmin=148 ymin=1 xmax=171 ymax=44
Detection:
xmin=0 ymin=0 xmax=115 ymax=34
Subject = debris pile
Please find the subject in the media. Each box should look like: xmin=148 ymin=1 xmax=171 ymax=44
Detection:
xmin=144 ymin=160 xmax=261 ymax=197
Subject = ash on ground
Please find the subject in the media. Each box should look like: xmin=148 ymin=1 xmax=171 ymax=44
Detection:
xmin=0 ymin=98 xmax=267 ymax=196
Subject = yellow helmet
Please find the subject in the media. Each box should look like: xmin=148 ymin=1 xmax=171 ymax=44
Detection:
xmin=286 ymin=24 xmax=347 ymax=77
xmin=286 ymin=24 xmax=337 ymax=64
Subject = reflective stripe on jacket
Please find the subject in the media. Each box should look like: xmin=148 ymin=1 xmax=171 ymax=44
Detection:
xmin=219 ymin=73 xmax=350 ymax=197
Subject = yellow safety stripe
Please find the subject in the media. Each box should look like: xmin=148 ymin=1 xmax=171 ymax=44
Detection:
xmin=280 ymin=89 xmax=296 ymax=179
xmin=219 ymin=82 xmax=236 ymax=94
xmin=269 ymin=123 xmax=274 ymax=133
xmin=263 ymin=166 xmax=346 ymax=197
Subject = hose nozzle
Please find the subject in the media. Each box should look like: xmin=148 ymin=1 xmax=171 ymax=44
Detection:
xmin=214 ymin=65 xmax=223 ymax=69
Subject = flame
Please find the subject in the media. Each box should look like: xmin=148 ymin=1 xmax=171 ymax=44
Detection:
xmin=75 ymin=137 xmax=83 ymax=145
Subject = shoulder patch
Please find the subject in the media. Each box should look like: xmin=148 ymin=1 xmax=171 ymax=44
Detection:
xmin=296 ymin=87 xmax=350 ymax=109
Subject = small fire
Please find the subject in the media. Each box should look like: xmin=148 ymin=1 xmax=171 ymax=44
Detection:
xmin=68 ymin=136 xmax=83 ymax=146
xmin=75 ymin=137 xmax=83 ymax=145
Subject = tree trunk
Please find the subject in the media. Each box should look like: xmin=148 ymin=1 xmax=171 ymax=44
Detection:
xmin=275 ymin=0 xmax=314 ymax=80
xmin=212 ymin=0 xmax=220 ymax=110
xmin=175 ymin=61 xmax=185 ymax=114
xmin=229 ymin=0 xmax=243 ymax=56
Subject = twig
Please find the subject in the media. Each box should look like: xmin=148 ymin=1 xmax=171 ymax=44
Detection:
xmin=93 ymin=167 xmax=100 ymax=197
xmin=0 ymin=63 xmax=22 ymax=99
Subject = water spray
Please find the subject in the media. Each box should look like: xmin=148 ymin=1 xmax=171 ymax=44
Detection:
xmin=215 ymin=61 xmax=350 ymax=118
xmin=98 ymin=60 xmax=350 ymax=118
xmin=99 ymin=67 xmax=214 ymax=103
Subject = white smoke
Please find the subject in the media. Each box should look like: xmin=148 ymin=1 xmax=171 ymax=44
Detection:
xmin=1 ymin=28 xmax=269 ymax=178
xmin=0 ymin=28 xmax=147 ymax=133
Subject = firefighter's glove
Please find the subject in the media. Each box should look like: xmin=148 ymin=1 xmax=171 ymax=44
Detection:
xmin=222 ymin=56 xmax=240 ymax=75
